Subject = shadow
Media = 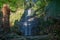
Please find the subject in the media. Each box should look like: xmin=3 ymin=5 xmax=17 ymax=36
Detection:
xmin=0 ymin=10 xmax=8 ymax=39
xmin=0 ymin=11 xmax=3 ymax=26
xmin=12 ymin=20 xmax=22 ymax=35
xmin=0 ymin=10 xmax=3 ymax=30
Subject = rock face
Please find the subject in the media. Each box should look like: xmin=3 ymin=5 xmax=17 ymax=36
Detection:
xmin=45 ymin=0 xmax=60 ymax=20
xmin=44 ymin=1 xmax=60 ymax=39
xmin=18 ymin=8 xmax=39 ymax=36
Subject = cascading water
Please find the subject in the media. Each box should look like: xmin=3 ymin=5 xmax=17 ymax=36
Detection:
xmin=18 ymin=0 xmax=39 ymax=36
xmin=19 ymin=7 xmax=39 ymax=36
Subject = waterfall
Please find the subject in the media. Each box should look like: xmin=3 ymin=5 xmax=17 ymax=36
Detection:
xmin=19 ymin=0 xmax=39 ymax=36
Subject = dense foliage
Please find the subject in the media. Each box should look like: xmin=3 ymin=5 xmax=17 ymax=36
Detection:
xmin=0 ymin=0 xmax=24 ymax=11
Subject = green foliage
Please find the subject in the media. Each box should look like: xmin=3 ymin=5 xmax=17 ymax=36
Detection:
xmin=0 ymin=0 xmax=24 ymax=11
xmin=36 ymin=0 xmax=46 ymax=8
